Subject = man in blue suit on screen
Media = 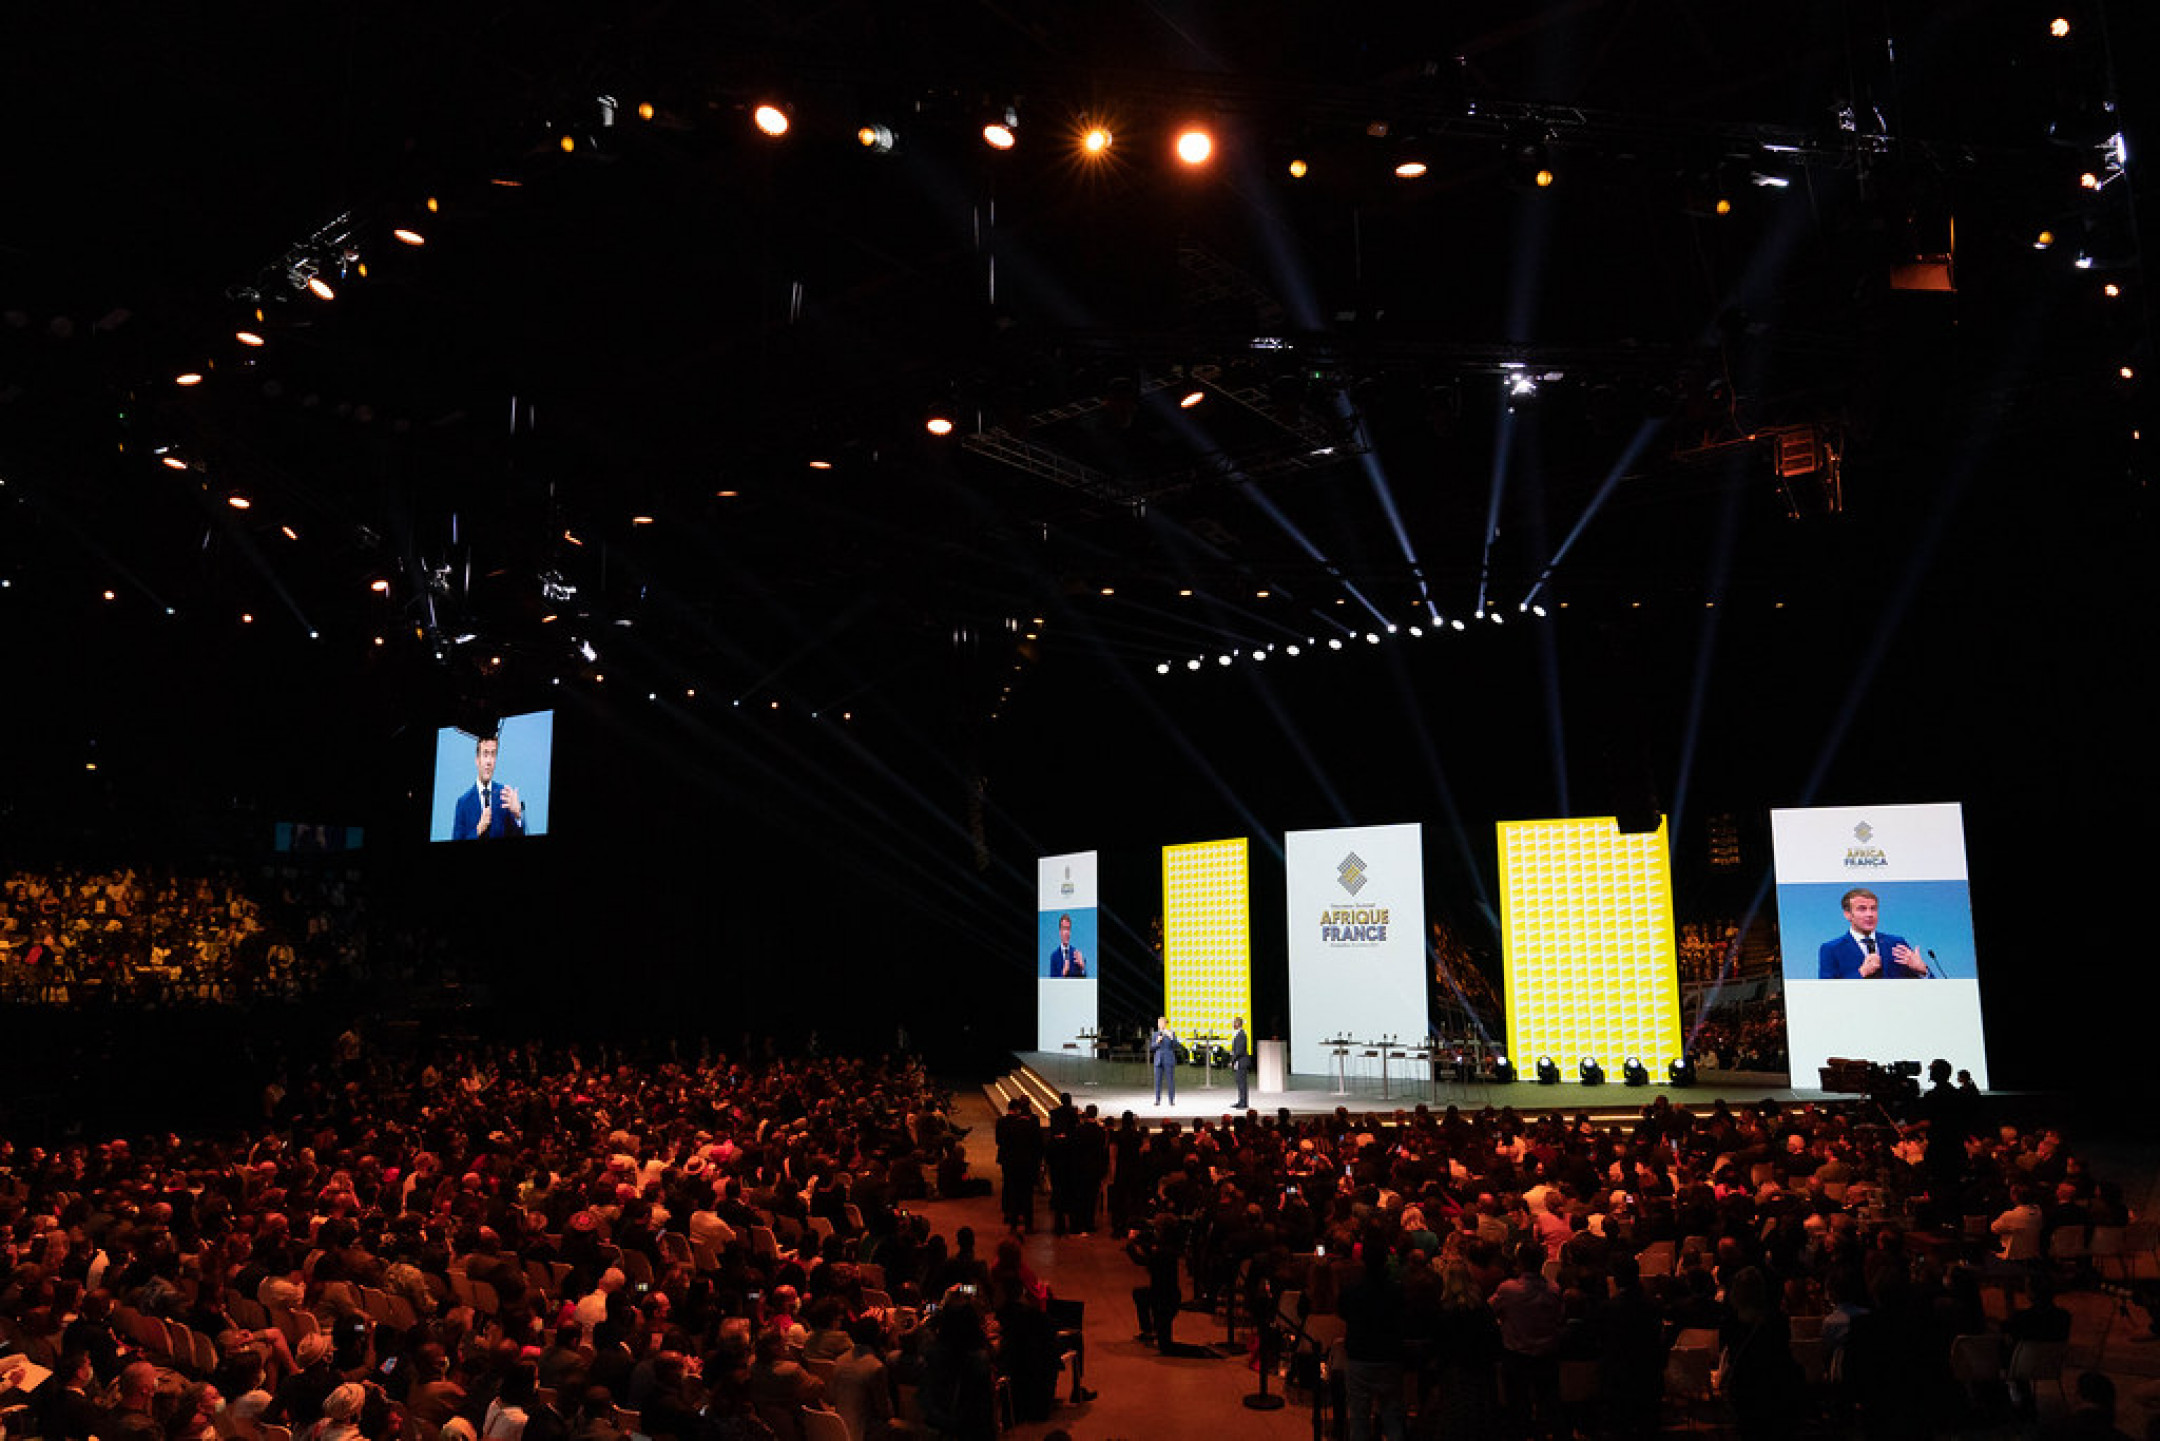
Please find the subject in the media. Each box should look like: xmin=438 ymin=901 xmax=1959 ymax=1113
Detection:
xmin=1818 ymin=887 xmax=1926 ymax=978
xmin=451 ymin=733 xmax=525 ymax=840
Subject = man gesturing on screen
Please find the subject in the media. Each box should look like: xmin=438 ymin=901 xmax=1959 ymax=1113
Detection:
xmin=1817 ymin=887 xmax=1924 ymax=978
xmin=452 ymin=734 xmax=525 ymax=840
xmin=1048 ymin=914 xmax=1086 ymax=977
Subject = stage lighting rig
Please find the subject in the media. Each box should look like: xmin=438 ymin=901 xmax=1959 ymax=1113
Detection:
xmin=1578 ymin=1056 xmax=1605 ymax=1085
xmin=1535 ymin=1056 xmax=1560 ymax=1085
xmin=1622 ymin=1057 xmax=1650 ymax=1087
xmin=1667 ymin=1057 xmax=1696 ymax=1087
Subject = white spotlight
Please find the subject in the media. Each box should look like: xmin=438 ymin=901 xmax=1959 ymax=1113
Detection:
xmin=1327 ymin=637 xmax=1343 ymax=651
xmin=1187 ymin=658 xmax=1202 ymax=671
xmin=1285 ymin=644 xmax=1300 ymax=656
xmin=1156 ymin=662 xmax=1171 ymax=675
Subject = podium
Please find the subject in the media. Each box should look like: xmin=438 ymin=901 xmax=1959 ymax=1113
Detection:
xmin=1258 ymin=1039 xmax=1288 ymax=1095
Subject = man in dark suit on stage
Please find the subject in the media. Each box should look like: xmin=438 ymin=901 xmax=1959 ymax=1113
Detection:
xmin=1150 ymin=1017 xmax=1179 ymax=1106
xmin=1817 ymin=887 xmax=1927 ymax=978
xmin=1047 ymin=913 xmax=1086 ymax=977
xmin=451 ymin=733 xmax=525 ymax=840
xmin=1229 ymin=1017 xmax=1251 ymax=1109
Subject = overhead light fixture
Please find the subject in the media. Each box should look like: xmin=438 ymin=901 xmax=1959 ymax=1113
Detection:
xmin=857 ymin=124 xmax=896 ymax=154
xmin=926 ymin=414 xmax=954 ymax=436
xmin=160 ymin=456 xmax=189 ymax=471
xmin=983 ymin=106 xmax=1018 ymax=150
xmin=1174 ymin=127 xmax=1214 ymax=166
xmin=1179 ymin=389 xmax=1205 ymax=409
xmin=306 ymin=276 xmax=335 ymax=301
xmin=1287 ymin=157 xmax=1309 ymax=179
xmin=236 ymin=331 xmax=265 ymax=347
xmin=175 ymin=372 xmax=204 ymax=386
xmin=226 ymin=494 xmax=250 ymax=510
xmin=752 ymin=103 xmax=790 ymax=138
xmin=2050 ymin=15 xmax=2070 ymax=37
xmin=393 ymin=228 xmax=425 ymax=246
xmin=1080 ymin=124 xmax=1112 ymax=156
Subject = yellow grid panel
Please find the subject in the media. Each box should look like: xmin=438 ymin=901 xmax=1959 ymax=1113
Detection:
xmin=1497 ymin=816 xmax=1683 ymax=1080
xmin=1161 ymin=837 xmax=1253 ymax=1041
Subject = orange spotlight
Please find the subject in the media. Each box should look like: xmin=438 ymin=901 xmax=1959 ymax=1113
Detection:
xmin=369 ymin=579 xmax=390 ymax=593
xmin=236 ymin=330 xmax=265 ymax=347
xmin=2050 ymin=16 xmax=2070 ymax=36
xmin=926 ymin=415 xmax=955 ymax=436
xmin=983 ymin=121 xmax=1016 ymax=150
xmin=160 ymin=456 xmax=189 ymax=471
xmin=226 ymin=494 xmax=251 ymax=510
xmin=1287 ymin=157 xmax=1309 ymax=179
xmin=1394 ymin=160 xmax=1428 ymax=179
xmin=175 ymin=372 xmax=203 ymax=386
xmin=393 ymin=228 xmax=425 ymax=246
xmin=1081 ymin=125 xmax=1112 ymax=155
xmin=559 ymin=134 xmax=576 ymax=154
xmin=306 ymin=276 xmax=335 ymax=300
xmin=637 ymin=101 xmax=655 ymax=121
xmin=1535 ymin=167 xmax=1555 ymax=188
xmin=1174 ymin=128 xmax=1213 ymax=166
xmin=1179 ymin=390 xmax=1204 ymax=409
xmin=753 ymin=104 xmax=789 ymax=138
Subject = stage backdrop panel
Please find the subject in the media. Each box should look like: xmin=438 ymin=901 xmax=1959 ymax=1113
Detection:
xmin=1036 ymin=851 xmax=1099 ymax=1053
xmin=1286 ymin=823 xmax=1426 ymax=1077
xmin=1771 ymin=803 xmax=1988 ymax=1090
xmin=1498 ymin=816 xmax=1684 ymax=1081
xmin=1161 ymin=838 xmax=1252 ymax=1048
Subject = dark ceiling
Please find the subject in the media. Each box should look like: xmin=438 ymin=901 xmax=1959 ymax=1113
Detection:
xmin=1 ymin=1 xmax=2150 ymax=820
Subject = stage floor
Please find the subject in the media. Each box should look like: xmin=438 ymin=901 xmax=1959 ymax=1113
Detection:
xmin=1010 ymin=1049 xmax=1816 ymax=1121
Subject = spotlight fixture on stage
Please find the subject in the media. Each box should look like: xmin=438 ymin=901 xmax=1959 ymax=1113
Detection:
xmin=1667 ymin=1057 xmax=1696 ymax=1087
xmin=1578 ymin=1056 xmax=1605 ymax=1085
xmin=1492 ymin=1055 xmax=1516 ymax=1083
xmin=1535 ymin=1056 xmax=1560 ymax=1085
xmin=1623 ymin=1057 xmax=1650 ymax=1087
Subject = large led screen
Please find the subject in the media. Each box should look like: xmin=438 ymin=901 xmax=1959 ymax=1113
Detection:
xmin=1036 ymin=851 xmax=1099 ymax=1052
xmin=1286 ymin=823 xmax=1426 ymax=1077
xmin=1161 ymin=837 xmax=1252 ymax=1047
xmin=1772 ymin=803 xmax=1988 ymax=1089
xmin=1498 ymin=816 xmax=1684 ymax=1081
xmin=429 ymin=711 xmax=554 ymax=842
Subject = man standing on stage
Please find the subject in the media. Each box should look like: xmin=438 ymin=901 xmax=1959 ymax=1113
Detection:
xmin=1230 ymin=1017 xmax=1251 ymax=1109
xmin=1150 ymin=1016 xmax=1179 ymax=1106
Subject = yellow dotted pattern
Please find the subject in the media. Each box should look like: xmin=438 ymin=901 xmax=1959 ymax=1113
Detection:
xmin=1497 ymin=816 xmax=1684 ymax=1080
xmin=1162 ymin=837 xmax=1253 ymax=1038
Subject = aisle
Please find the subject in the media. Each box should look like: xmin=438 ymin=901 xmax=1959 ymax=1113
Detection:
xmin=901 ymin=1091 xmax=1319 ymax=1441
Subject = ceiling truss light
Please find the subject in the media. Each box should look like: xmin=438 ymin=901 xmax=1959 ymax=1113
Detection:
xmin=983 ymin=106 xmax=1018 ymax=151
xmin=1174 ymin=127 xmax=1214 ymax=166
xmin=752 ymin=104 xmax=790 ymax=138
xmin=858 ymin=124 xmax=896 ymax=154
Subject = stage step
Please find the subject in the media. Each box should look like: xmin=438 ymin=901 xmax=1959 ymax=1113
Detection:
xmin=981 ymin=1059 xmax=1060 ymax=1117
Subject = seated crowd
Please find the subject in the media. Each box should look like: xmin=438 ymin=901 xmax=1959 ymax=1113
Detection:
xmin=0 ymin=1042 xmax=1060 ymax=1441
xmin=1112 ymin=1078 xmax=2132 ymax=1436
xmin=0 ymin=865 xmax=367 ymax=1005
